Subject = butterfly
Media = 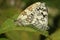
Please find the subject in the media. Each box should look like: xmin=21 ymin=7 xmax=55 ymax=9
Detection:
xmin=15 ymin=2 xmax=48 ymax=31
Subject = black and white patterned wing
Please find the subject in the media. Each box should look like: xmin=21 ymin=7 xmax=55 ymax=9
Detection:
xmin=15 ymin=2 xmax=48 ymax=31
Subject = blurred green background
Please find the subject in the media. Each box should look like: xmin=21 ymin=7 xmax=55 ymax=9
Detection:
xmin=0 ymin=0 xmax=60 ymax=40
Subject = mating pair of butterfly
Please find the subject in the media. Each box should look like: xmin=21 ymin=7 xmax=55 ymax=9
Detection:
xmin=15 ymin=2 xmax=48 ymax=31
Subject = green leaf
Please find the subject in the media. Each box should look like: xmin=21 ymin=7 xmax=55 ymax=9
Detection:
xmin=50 ymin=29 xmax=60 ymax=40
xmin=0 ymin=38 xmax=9 ymax=40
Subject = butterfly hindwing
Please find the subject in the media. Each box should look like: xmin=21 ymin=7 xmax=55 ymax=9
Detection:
xmin=15 ymin=2 xmax=48 ymax=31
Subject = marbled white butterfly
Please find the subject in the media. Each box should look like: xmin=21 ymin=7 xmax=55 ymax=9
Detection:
xmin=15 ymin=2 xmax=48 ymax=31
